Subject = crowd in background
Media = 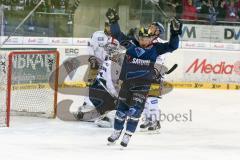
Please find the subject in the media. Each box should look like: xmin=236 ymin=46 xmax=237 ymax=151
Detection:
xmin=0 ymin=0 xmax=72 ymax=13
xmin=0 ymin=0 xmax=76 ymax=37
xmin=159 ymin=0 xmax=240 ymax=23
xmin=0 ymin=0 xmax=239 ymax=37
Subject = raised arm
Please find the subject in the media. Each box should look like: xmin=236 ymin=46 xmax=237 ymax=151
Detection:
xmin=105 ymin=8 xmax=132 ymax=45
xmin=155 ymin=33 xmax=179 ymax=55
xmin=155 ymin=18 xmax=182 ymax=55
xmin=110 ymin=22 xmax=129 ymax=43
xmin=124 ymin=19 xmax=182 ymax=60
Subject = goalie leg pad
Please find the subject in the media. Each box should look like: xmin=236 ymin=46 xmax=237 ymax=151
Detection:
xmin=89 ymin=79 xmax=116 ymax=115
xmin=94 ymin=110 xmax=116 ymax=128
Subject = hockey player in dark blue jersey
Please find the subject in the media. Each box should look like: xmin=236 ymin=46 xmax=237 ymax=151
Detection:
xmin=105 ymin=8 xmax=182 ymax=147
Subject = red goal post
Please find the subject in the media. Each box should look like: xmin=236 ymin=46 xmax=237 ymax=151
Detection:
xmin=0 ymin=50 xmax=59 ymax=127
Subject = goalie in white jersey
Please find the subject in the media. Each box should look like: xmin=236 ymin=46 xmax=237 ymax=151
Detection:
xmin=74 ymin=22 xmax=123 ymax=121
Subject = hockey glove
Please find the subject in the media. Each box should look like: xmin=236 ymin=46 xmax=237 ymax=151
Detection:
xmin=170 ymin=18 xmax=182 ymax=36
xmin=106 ymin=8 xmax=119 ymax=24
xmin=88 ymin=56 xmax=99 ymax=69
xmin=152 ymin=67 xmax=163 ymax=83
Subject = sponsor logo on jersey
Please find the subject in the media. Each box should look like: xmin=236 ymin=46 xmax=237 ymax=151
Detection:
xmin=135 ymin=47 xmax=145 ymax=57
xmin=151 ymin=99 xmax=158 ymax=104
xmin=99 ymin=65 xmax=107 ymax=72
xmin=98 ymin=37 xmax=104 ymax=41
xmin=131 ymin=58 xmax=151 ymax=66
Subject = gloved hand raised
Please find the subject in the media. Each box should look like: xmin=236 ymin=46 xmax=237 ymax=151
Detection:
xmin=170 ymin=18 xmax=182 ymax=36
xmin=106 ymin=8 xmax=119 ymax=24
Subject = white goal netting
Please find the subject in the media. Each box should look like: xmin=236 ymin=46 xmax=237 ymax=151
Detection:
xmin=0 ymin=49 xmax=59 ymax=127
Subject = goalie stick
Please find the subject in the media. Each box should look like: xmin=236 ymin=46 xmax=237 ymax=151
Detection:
xmin=95 ymin=78 xmax=117 ymax=99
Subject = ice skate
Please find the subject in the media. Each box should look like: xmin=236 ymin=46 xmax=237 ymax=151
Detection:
xmin=73 ymin=102 xmax=100 ymax=121
xmin=120 ymin=132 xmax=132 ymax=148
xmin=148 ymin=121 xmax=161 ymax=134
xmin=139 ymin=118 xmax=151 ymax=131
xmin=107 ymin=130 xmax=122 ymax=145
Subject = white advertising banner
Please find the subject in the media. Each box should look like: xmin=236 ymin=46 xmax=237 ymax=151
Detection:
xmin=178 ymin=24 xmax=240 ymax=44
xmin=0 ymin=45 xmax=90 ymax=84
xmin=180 ymin=41 xmax=240 ymax=51
xmin=23 ymin=37 xmax=49 ymax=45
xmin=0 ymin=36 xmax=23 ymax=45
xmin=49 ymin=37 xmax=73 ymax=46
xmin=1 ymin=44 xmax=239 ymax=85
xmin=165 ymin=49 xmax=240 ymax=83
xmin=72 ymin=38 xmax=89 ymax=46
xmin=0 ymin=36 xmax=90 ymax=46
xmin=57 ymin=46 xmax=90 ymax=83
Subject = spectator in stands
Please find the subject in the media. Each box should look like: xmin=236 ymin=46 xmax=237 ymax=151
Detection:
xmin=236 ymin=0 xmax=240 ymax=18
xmin=166 ymin=0 xmax=183 ymax=19
xmin=199 ymin=0 xmax=211 ymax=20
xmin=181 ymin=0 xmax=198 ymax=20
xmin=208 ymin=0 xmax=217 ymax=24
xmin=226 ymin=0 xmax=239 ymax=21
xmin=199 ymin=0 xmax=218 ymax=23
xmin=1 ymin=0 xmax=11 ymax=10
xmin=182 ymin=0 xmax=188 ymax=6
xmin=216 ymin=0 xmax=227 ymax=21
xmin=237 ymin=0 xmax=240 ymax=8
xmin=193 ymin=0 xmax=203 ymax=10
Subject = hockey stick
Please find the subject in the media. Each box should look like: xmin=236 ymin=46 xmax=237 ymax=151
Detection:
xmin=149 ymin=0 xmax=184 ymax=32
xmin=148 ymin=0 xmax=171 ymax=19
xmin=0 ymin=0 xmax=44 ymax=47
xmin=95 ymin=78 xmax=118 ymax=99
xmin=165 ymin=64 xmax=178 ymax=75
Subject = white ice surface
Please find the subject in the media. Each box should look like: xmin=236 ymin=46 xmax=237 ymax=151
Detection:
xmin=0 ymin=89 xmax=240 ymax=160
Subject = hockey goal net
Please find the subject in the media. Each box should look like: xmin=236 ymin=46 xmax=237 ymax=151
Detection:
xmin=0 ymin=50 xmax=59 ymax=127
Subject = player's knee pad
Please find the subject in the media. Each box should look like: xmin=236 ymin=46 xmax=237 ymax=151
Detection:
xmin=115 ymin=110 xmax=127 ymax=122
xmin=128 ymin=106 xmax=143 ymax=122
xmin=128 ymin=116 xmax=140 ymax=123
xmin=126 ymin=108 xmax=141 ymax=133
